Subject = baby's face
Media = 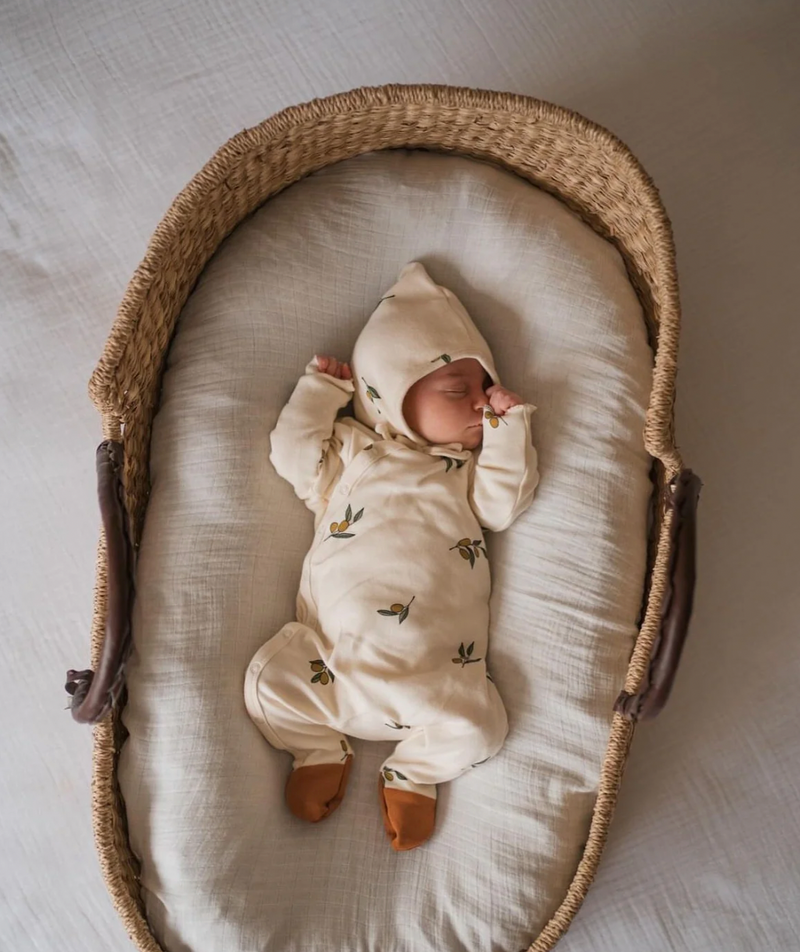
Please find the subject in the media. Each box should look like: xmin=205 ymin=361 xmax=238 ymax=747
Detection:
xmin=403 ymin=358 xmax=492 ymax=449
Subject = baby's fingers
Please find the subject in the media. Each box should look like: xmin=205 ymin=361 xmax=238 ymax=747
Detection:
xmin=487 ymin=389 xmax=508 ymax=413
xmin=488 ymin=388 xmax=522 ymax=415
xmin=315 ymin=355 xmax=352 ymax=379
xmin=319 ymin=356 xmax=342 ymax=377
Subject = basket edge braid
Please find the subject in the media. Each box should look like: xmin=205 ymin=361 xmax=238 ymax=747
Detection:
xmin=87 ymin=83 xmax=683 ymax=952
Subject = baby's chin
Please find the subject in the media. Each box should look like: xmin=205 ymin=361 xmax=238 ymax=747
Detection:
xmin=419 ymin=425 xmax=482 ymax=449
xmin=461 ymin=427 xmax=484 ymax=449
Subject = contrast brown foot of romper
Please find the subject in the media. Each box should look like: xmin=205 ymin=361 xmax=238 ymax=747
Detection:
xmin=285 ymin=755 xmax=354 ymax=822
xmin=379 ymin=777 xmax=437 ymax=851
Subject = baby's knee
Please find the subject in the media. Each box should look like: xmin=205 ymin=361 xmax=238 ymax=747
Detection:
xmin=459 ymin=707 xmax=509 ymax=768
xmin=481 ymin=713 xmax=509 ymax=759
xmin=244 ymin=623 xmax=322 ymax=722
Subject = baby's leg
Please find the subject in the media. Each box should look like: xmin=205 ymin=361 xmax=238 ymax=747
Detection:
xmin=245 ymin=622 xmax=354 ymax=823
xmin=378 ymin=682 xmax=508 ymax=851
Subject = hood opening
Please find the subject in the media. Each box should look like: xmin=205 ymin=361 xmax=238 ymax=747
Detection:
xmin=351 ymin=262 xmax=499 ymax=446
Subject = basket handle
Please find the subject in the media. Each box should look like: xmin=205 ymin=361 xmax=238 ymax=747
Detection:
xmin=66 ymin=441 xmax=134 ymax=724
xmin=615 ymin=468 xmax=703 ymax=721
xmin=66 ymin=445 xmax=700 ymax=723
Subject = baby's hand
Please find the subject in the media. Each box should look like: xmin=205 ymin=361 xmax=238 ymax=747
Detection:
xmin=486 ymin=384 xmax=522 ymax=416
xmin=315 ymin=355 xmax=352 ymax=380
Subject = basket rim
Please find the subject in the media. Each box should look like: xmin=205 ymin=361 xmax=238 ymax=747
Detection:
xmin=86 ymin=82 xmax=684 ymax=952
xmin=87 ymin=82 xmax=678 ymax=419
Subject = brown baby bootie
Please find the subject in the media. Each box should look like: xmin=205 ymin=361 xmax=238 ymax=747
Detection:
xmin=285 ymin=756 xmax=354 ymax=822
xmin=378 ymin=776 xmax=437 ymax=851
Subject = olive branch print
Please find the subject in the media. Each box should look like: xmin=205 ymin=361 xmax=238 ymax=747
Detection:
xmin=449 ymin=537 xmax=487 ymax=569
xmin=377 ymin=595 xmax=415 ymax=624
xmin=452 ymin=642 xmax=482 ymax=667
xmin=361 ymin=377 xmax=382 ymax=413
xmin=309 ymin=660 xmax=335 ymax=685
xmin=326 ymin=503 xmax=364 ymax=539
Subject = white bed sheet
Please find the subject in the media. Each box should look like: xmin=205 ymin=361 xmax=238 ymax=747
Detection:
xmin=2 ymin=1 xmax=799 ymax=951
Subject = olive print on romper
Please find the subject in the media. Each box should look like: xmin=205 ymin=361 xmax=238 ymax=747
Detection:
xmin=449 ymin=537 xmax=487 ymax=568
xmin=361 ymin=377 xmax=382 ymax=413
xmin=452 ymin=642 xmax=482 ymax=667
xmin=308 ymin=660 xmax=335 ymax=685
xmin=430 ymin=353 xmax=452 ymax=364
xmin=377 ymin=596 xmax=415 ymax=624
xmin=442 ymin=456 xmax=466 ymax=473
xmin=325 ymin=503 xmax=364 ymax=539
xmin=483 ymin=406 xmax=508 ymax=429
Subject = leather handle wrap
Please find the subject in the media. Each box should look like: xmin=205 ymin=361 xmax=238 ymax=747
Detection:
xmin=66 ymin=446 xmax=699 ymax=723
xmin=66 ymin=441 xmax=134 ymax=724
xmin=615 ymin=468 xmax=703 ymax=721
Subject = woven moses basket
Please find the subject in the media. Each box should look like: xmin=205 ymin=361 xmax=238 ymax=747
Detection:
xmin=67 ymin=84 xmax=701 ymax=952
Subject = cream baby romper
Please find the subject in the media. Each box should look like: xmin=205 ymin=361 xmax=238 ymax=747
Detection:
xmin=245 ymin=262 xmax=539 ymax=848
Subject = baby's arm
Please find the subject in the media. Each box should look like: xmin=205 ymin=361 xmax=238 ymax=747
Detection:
xmin=468 ymin=386 xmax=539 ymax=532
xmin=270 ymin=356 xmax=355 ymax=510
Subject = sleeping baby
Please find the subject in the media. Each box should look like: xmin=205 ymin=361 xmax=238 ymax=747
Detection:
xmin=245 ymin=262 xmax=539 ymax=851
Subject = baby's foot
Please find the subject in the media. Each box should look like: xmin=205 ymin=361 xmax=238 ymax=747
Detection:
xmin=378 ymin=775 xmax=437 ymax=851
xmin=285 ymin=755 xmax=353 ymax=822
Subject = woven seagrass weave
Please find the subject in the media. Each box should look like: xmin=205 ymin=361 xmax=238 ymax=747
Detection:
xmin=86 ymin=84 xmax=683 ymax=952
